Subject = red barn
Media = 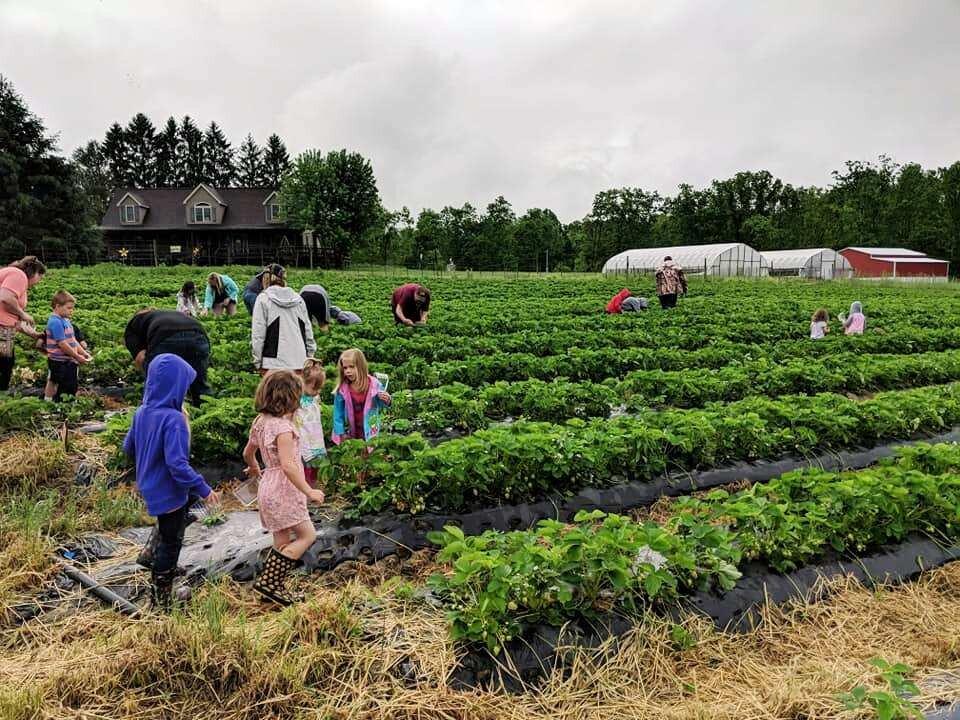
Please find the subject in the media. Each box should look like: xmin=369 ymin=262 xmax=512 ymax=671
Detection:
xmin=839 ymin=247 xmax=950 ymax=281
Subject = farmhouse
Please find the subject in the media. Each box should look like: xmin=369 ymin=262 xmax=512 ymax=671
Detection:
xmin=99 ymin=184 xmax=298 ymax=266
xmin=759 ymin=248 xmax=854 ymax=279
xmin=602 ymin=243 xmax=769 ymax=277
xmin=839 ymin=247 xmax=950 ymax=281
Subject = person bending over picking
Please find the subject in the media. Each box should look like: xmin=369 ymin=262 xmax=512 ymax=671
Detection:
xmin=391 ymin=283 xmax=430 ymax=326
xmin=123 ymin=354 xmax=220 ymax=609
xmin=203 ymin=272 xmax=239 ymax=316
xmin=44 ymin=290 xmax=92 ymax=402
xmin=244 ymin=370 xmax=325 ymax=606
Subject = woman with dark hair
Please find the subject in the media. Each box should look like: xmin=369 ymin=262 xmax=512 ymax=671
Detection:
xmin=391 ymin=283 xmax=431 ymax=326
xmin=0 ymin=256 xmax=46 ymax=391
xmin=655 ymin=256 xmax=687 ymax=309
xmin=251 ymin=268 xmax=316 ymax=373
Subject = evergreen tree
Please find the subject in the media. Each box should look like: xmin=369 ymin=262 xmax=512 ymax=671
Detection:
xmin=71 ymin=140 xmax=111 ymax=225
xmin=102 ymin=122 xmax=130 ymax=188
xmin=124 ymin=112 xmax=157 ymax=187
xmin=262 ymin=134 xmax=290 ymax=188
xmin=154 ymin=117 xmax=181 ymax=187
xmin=202 ymin=122 xmax=235 ymax=187
xmin=0 ymin=75 xmax=93 ymax=264
xmin=236 ymin=133 xmax=264 ymax=187
xmin=179 ymin=116 xmax=205 ymax=186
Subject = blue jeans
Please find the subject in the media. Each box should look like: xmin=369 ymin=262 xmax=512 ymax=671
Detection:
xmin=146 ymin=330 xmax=211 ymax=406
xmin=243 ymin=290 xmax=259 ymax=314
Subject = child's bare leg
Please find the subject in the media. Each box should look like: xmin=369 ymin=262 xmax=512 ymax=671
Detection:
xmin=278 ymin=520 xmax=316 ymax=560
xmin=44 ymin=379 xmax=57 ymax=401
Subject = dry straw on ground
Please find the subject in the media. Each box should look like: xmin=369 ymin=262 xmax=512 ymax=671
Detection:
xmin=2 ymin=557 xmax=960 ymax=720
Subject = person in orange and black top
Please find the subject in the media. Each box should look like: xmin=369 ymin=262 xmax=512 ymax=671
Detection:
xmin=655 ymin=256 xmax=688 ymax=309
xmin=391 ymin=283 xmax=430 ymax=326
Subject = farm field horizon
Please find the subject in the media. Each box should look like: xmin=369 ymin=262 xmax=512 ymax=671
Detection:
xmin=4 ymin=265 xmax=960 ymax=718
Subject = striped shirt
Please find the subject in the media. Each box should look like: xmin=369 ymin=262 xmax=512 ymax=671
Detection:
xmin=46 ymin=315 xmax=78 ymax=362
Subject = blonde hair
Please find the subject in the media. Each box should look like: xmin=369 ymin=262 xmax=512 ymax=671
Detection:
xmin=302 ymin=358 xmax=326 ymax=396
xmin=335 ymin=348 xmax=369 ymax=394
xmin=255 ymin=370 xmax=301 ymax=417
xmin=811 ymin=308 xmax=829 ymax=323
xmin=51 ymin=290 xmax=76 ymax=309
xmin=207 ymin=273 xmax=224 ymax=295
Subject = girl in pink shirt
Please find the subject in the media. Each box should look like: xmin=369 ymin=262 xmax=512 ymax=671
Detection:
xmin=841 ymin=301 xmax=866 ymax=335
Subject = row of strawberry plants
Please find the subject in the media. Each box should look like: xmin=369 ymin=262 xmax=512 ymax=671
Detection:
xmin=426 ymin=442 xmax=960 ymax=652
xmin=325 ymin=383 xmax=960 ymax=514
xmin=386 ymin=349 xmax=960 ymax=431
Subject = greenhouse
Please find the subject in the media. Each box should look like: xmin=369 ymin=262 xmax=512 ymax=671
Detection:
xmin=760 ymin=248 xmax=854 ymax=279
xmin=601 ymin=243 xmax=769 ymax=277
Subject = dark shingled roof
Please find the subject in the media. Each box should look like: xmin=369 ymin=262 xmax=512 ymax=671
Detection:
xmin=100 ymin=186 xmax=282 ymax=230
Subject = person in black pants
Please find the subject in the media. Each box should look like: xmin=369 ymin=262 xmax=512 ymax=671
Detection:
xmin=124 ymin=310 xmax=212 ymax=406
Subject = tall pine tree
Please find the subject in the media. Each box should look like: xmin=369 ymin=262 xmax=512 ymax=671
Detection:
xmin=102 ymin=122 xmax=130 ymax=188
xmin=71 ymin=140 xmax=111 ymax=225
xmin=202 ymin=122 xmax=235 ymax=187
xmin=0 ymin=76 xmax=93 ymax=263
xmin=154 ymin=117 xmax=181 ymax=187
xmin=179 ymin=116 xmax=205 ymax=186
xmin=236 ymin=134 xmax=264 ymax=187
xmin=124 ymin=112 xmax=157 ymax=188
xmin=262 ymin=134 xmax=290 ymax=188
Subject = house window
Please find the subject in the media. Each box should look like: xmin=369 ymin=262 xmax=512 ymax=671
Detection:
xmin=122 ymin=205 xmax=137 ymax=223
xmin=193 ymin=203 xmax=213 ymax=223
xmin=269 ymin=203 xmax=280 ymax=221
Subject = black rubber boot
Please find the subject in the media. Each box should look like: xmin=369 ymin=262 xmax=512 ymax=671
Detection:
xmin=151 ymin=568 xmax=176 ymax=611
xmin=252 ymin=549 xmax=298 ymax=606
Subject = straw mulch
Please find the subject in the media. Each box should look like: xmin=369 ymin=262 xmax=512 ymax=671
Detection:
xmin=1 ymin=556 xmax=960 ymax=720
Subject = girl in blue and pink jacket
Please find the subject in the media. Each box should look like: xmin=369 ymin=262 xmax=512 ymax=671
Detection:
xmin=331 ymin=348 xmax=391 ymax=445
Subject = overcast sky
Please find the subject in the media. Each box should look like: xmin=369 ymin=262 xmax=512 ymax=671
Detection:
xmin=2 ymin=0 xmax=959 ymax=221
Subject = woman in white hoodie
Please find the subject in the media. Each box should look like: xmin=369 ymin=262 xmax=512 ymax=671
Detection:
xmin=251 ymin=269 xmax=316 ymax=373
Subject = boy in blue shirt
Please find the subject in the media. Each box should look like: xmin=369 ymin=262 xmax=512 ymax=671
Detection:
xmin=44 ymin=290 xmax=92 ymax=402
xmin=123 ymin=353 xmax=220 ymax=608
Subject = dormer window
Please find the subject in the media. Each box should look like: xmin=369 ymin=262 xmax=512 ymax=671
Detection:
xmin=269 ymin=203 xmax=280 ymax=221
xmin=122 ymin=205 xmax=137 ymax=223
xmin=193 ymin=203 xmax=213 ymax=223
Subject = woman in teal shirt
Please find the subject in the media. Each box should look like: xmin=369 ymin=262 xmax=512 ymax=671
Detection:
xmin=203 ymin=273 xmax=239 ymax=316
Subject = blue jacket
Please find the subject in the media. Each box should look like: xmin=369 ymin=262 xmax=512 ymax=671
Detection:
xmin=123 ymin=353 xmax=211 ymax=516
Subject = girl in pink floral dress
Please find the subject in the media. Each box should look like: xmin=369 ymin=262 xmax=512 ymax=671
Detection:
xmin=243 ymin=370 xmax=325 ymax=605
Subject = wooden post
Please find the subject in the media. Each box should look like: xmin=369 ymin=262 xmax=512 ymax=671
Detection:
xmin=152 ymin=237 xmax=158 ymax=267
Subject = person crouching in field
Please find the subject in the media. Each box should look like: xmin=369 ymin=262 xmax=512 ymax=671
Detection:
xmin=123 ymin=354 xmax=220 ymax=609
xmin=841 ymin=301 xmax=866 ymax=335
xmin=244 ymin=371 xmax=325 ymax=606
xmin=810 ymin=308 xmax=830 ymax=340
xmin=44 ymin=290 xmax=92 ymax=402
xmin=331 ymin=348 xmax=391 ymax=447
xmin=296 ymin=359 xmax=327 ymax=488
xmin=176 ymin=281 xmax=200 ymax=317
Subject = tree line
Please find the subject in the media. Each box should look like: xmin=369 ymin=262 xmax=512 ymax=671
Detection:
xmin=3 ymin=74 xmax=959 ymax=271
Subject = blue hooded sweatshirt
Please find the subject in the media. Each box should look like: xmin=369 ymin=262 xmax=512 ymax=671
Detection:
xmin=122 ymin=353 xmax=211 ymax=516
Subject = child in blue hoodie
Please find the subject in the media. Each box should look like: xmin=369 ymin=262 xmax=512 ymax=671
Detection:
xmin=123 ymin=353 xmax=220 ymax=608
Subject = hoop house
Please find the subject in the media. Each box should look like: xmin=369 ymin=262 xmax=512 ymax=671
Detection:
xmin=602 ymin=243 xmax=769 ymax=277
xmin=760 ymin=248 xmax=854 ymax=279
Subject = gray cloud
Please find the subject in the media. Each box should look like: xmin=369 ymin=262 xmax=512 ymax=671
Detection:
xmin=2 ymin=0 xmax=959 ymax=220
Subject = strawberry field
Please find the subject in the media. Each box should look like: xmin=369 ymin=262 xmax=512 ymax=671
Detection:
xmin=4 ymin=265 xmax=960 ymax=718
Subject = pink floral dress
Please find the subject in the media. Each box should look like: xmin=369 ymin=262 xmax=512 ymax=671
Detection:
xmin=251 ymin=415 xmax=309 ymax=532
